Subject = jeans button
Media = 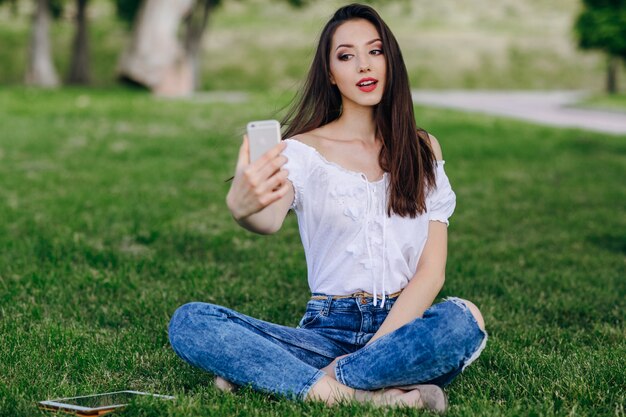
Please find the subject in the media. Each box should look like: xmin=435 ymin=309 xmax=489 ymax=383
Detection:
xmin=360 ymin=298 xmax=367 ymax=304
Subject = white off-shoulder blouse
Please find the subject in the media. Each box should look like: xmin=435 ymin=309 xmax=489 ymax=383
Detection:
xmin=282 ymin=138 xmax=456 ymax=307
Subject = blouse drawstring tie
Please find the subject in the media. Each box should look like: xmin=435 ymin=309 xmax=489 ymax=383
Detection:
xmin=381 ymin=183 xmax=387 ymax=309
xmin=362 ymin=176 xmax=377 ymax=306
xmin=361 ymin=174 xmax=388 ymax=308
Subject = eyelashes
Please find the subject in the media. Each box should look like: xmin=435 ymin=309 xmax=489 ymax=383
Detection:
xmin=337 ymin=49 xmax=384 ymax=61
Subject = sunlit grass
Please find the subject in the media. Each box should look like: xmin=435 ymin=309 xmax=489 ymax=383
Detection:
xmin=0 ymin=87 xmax=624 ymax=416
xmin=575 ymin=93 xmax=626 ymax=113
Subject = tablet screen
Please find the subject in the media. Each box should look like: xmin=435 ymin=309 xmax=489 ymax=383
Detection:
xmin=61 ymin=391 xmax=143 ymax=408
xmin=40 ymin=391 xmax=175 ymax=412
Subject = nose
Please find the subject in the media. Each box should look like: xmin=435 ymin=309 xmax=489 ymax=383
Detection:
xmin=358 ymin=57 xmax=371 ymax=73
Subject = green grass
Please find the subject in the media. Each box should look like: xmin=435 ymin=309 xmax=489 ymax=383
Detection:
xmin=575 ymin=94 xmax=626 ymax=113
xmin=0 ymin=87 xmax=625 ymax=416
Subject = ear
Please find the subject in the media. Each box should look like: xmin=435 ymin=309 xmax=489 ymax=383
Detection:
xmin=329 ymin=73 xmax=336 ymax=85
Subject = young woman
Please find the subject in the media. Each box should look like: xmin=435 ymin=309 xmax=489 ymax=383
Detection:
xmin=169 ymin=3 xmax=487 ymax=412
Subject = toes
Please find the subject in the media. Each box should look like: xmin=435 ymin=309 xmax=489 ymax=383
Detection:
xmin=399 ymin=389 xmax=424 ymax=408
xmin=214 ymin=376 xmax=237 ymax=392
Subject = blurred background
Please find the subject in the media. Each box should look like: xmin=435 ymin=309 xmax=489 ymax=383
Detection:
xmin=1 ymin=0 xmax=624 ymax=96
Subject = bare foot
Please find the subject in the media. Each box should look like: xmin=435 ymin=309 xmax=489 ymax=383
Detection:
xmin=357 ymin=385 xmax=448 ymax=413
xmin=214 ymin=376 xmax=237 ymax=393
xmin=307 ymin=376 xmax=447 ymax=412
xmin=356 ymin=387 xmax=424 ymax=408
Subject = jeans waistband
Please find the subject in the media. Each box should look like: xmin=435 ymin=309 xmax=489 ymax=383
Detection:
xmin=310 ymin=290 xmax=403 ymax=301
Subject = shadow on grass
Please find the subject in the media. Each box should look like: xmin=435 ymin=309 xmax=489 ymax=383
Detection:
xmin=587 ymin=233 xmax=626 ymax=255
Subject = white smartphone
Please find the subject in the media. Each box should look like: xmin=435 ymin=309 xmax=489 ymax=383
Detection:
xmin=38 ymin=390 xmax=175 ymax=415
xmin=246 ymin=120 xmax=281 ymax=162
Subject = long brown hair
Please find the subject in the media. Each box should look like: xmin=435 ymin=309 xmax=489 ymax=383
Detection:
xmin=282 ymin=3 xmax=436 ymax=218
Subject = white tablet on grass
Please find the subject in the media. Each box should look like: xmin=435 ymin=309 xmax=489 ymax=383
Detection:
xmin=38 ymin=390 xmax=174 ymax=415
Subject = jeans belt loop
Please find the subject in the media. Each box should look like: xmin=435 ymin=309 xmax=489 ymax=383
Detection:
xmin=322 ymin=295 xmax=333 ymax=316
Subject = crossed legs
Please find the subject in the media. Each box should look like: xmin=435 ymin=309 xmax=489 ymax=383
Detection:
xmin=169 ymin=298 xmax=486 ymax=410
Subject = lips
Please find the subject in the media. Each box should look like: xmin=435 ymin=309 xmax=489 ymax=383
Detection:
xmin=356 ymin=77 xmax=378 ymax=92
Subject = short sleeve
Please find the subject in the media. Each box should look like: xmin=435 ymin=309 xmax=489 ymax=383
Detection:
xmin=427 ymin=161 xmax=456 ymax=226
xmin=281 ymin=139 xmax=309 ymax=211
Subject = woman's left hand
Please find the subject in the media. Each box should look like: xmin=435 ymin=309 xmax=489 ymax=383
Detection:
xmin=320 ymin=354 xmax=349 ymax=380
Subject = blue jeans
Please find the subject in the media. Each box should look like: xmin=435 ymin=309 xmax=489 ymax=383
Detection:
xmin=168 ymin=295 xmax=487 ymax=400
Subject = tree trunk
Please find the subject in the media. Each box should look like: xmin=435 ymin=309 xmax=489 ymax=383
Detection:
xmin=117 ymin=0 xmax=195 ymax=96
xmin=67 ymin=0 xmax=90 ymax=85
xmin=25 ymin=0 xmax=59 ymax=87
xmin=606 ymin=55 xmax=619 ymax=95
xmin=184 ymin=1 xmax=212 ymax=91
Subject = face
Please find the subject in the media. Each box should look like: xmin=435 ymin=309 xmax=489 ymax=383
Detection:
xmin=329 ymin=19 xmax=386 ymax=108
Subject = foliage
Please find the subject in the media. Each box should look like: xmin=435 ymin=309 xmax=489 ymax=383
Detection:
xmin=575 ymin=0 xmax=626 ymax=58
xmin=0 ymin=87 xmax=624 ymax=416
xmin=114 ymin=0 xmax=141 ymax=25
xmin=113 ymin=0 xmax=310 ymax=26
xmin=0 ymin=0 xmax=64 ymax=18
xmin=49 ymin=0 xmax=65 ymax=19
xmin=0 ymin=0 xmax=16 ymax=11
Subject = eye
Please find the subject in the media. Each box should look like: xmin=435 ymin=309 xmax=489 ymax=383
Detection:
xmin=370 ymin=49 xmax=383 ymax=56
xmin=338 ymin=53 xmax=353 ymax=61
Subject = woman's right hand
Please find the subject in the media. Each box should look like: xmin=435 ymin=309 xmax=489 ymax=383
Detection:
xmin=226 ymin=135 xmax=290 ymax=221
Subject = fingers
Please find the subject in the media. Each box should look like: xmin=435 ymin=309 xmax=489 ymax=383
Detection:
xmin=235 ymin=135 xmax=250 ymax=171
xmin=263 ymin=178 xmax=291 ymax=207
xmin=243 ymin=141 xmax=288 ymax=187
xmin=265 ymin=168 xmax=290 ymax=194
xmin=249 ymin=141 xmax=287 ymax=172
xmin=252 ymin=168 xmax=289 ymax=201
xmin=256 ymin=155 xmax=288 ymax=182
xmin=252 ymin=177 xmax=290 ymax=210
xmin=231 ymin=138 xmax=289 ymax=215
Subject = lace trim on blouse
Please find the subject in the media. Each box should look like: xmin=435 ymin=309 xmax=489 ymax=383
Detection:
xmin=282 ymin=139 xmax=455 ymax=308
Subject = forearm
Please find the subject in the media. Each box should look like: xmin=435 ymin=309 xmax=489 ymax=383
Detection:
xmin=231 ymin=201 xmax=284 ymax=235
xmin=366 ymin=271 xmax=444 ymax=345
xmin=366 ymin=221 xmax=448 ymax=345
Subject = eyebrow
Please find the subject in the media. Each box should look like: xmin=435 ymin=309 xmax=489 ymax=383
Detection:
xmin=335 ymin=38 xmax=382 ymax=51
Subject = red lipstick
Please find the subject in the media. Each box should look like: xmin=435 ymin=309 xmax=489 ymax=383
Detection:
xmin=356 ymin=77 xmax=378 ymax=92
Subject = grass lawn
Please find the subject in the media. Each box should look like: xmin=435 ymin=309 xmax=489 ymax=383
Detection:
xmin=575 ymin=94 xmax=626 ymax=113
xmin=0 ymin=87 xmax=624 ymax=416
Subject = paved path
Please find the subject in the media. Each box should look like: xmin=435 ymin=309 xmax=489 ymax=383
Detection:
xmin=411 ymin=90 xmax=626 ymax=135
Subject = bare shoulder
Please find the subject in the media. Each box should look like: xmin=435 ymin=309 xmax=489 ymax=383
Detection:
xmin=290 ymin=131 xmax=318 ymax=149
xmin=289 ymin=126 xmax=330 ymax=151
xmin=426 ymin=133 xmax=444 ymax=161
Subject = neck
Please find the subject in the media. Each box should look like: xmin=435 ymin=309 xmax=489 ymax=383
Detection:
xmin=334 ymin=100 xmax=377 ymax=144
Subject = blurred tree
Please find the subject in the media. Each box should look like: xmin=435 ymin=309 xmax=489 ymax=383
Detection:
xmin=117 ymin=0 xmax=313 ymax=96
xmin=25 ymin=0 xmax=60 ymax=86
xmin=0 ymin=0 xmax=87 ymax=86
xmin=575 ymin=0 xmax=626 ymax=94
xmin=117 ymin=0 xmax=197 ymax=96
xmin=67 ymin=0 xmax=90 ymax=84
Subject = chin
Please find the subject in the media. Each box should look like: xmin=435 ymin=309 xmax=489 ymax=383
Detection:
xmin=358 ymin=96 xmax=383 ymax=107
xmin=341 ymin=91 xmax=384 ymax=108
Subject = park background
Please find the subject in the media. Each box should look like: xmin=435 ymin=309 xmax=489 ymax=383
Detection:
xmin=0 ymin=0 xmax=624 ymax=416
